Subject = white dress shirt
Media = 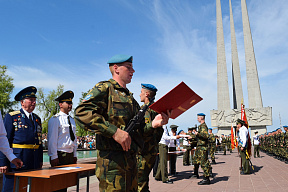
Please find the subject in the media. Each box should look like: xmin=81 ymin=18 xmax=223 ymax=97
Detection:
xmin=253 ymin=134 xmax=260 ymax=145
xmin=239 ymin=126 xmax=248 ymax=148
xmin=168 ymin=131 xmax=180 ymax=148
xmin=48 ymin=111 xmax=77 ymax=160
xmin=159 ymin=125 xmax=177 ymax=146
xmin=0 ymin=112 xmax=17 ymax=162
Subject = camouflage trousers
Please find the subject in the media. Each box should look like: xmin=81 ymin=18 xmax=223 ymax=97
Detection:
xmin=193 ymin=146 xmax=211 ymax=177
xmin=183 ymin=145 xmax=191 ymax=165
xmin=222 ymin=144 xmax=226 ymax=154
xmin=208 ymin=146 xmax=216 ymax=161
xmin=137 ymin=152 xmax=157 ymax=192
xmin=96 ymin=150 xmax=138 ymax=192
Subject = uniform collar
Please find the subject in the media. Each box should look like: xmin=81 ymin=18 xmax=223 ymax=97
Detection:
xmin=22 ymin=108 xmax=33 ymax=119
xmin=109 ymin=78 xmax=133 ymax=96
xmin=59 ymin=111 xmax=69 ymax=116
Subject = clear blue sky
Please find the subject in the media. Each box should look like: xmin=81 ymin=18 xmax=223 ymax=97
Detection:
xmin=1 ymin=0 xmax=288 ymax=133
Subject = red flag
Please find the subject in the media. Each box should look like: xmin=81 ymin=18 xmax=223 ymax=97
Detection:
xmin=241 ymin=103 xmax=252 ymax=156
xmin=231 ymin=124 xmax=235 ymax=150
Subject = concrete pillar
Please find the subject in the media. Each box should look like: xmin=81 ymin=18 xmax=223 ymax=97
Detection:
xmin=241 ymin=0 xmax=263 ymax=108
xmin=230 ymin=0 xmax=244 ymax=109
xmin=216 ymin=0 xmax=230 ymax=110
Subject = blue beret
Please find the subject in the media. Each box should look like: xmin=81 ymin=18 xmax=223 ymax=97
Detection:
xmin=15 ymin=86 xmax=37 ymax=101
xmin=276 ymin=128 xmax=280 ymax=130
xmin=141 ymin=83 xmax=158 ymax=92
xmin=208 ymin=128 xmax=212 ymax=130
xmin=283 ymin=125 xmax=288 ymax=128
xmin=197 ymin=113 xmax=206 ymax=116
xmin=107 ymin=54 xmax=133 ymax=64
xmin=221 ymin=134 xmax=224 ymax=135
xmin=177 ymin=130 xmax=183 ymax=135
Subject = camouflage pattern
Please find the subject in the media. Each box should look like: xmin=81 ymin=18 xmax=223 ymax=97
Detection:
xmin=193 ymin=122 xmax=211 ymax=177
xmin=221 ymin=136 xmax=227 ymax=154
xmin=96 ymin=150 xmax=138 ymax=192
xmin=208 ymin=133 xmax=216 ymax=161
xmin=183 ymin=145 xmax=192 ymax=165
xmin=227 ymin=136 xmax=232 ymax=152
xmin=75 ymin=79 xmax=150 ymax=191
xmin=137 ymin=106 xmax=163 ymax=192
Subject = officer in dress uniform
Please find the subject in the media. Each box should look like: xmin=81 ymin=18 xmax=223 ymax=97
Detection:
xmin=0 ymin=86 xmax=43 ymax=192
xmin=48 ymin=91 xmax=77 ymax=192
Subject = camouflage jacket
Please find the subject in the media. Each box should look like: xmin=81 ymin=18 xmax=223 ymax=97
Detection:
xmin=221 ymin=137 xmax=227 ymax=144
xmin=284 ymin=131 xmax=288 ymax=147
xmin=196 ymin=122 xmax=209 ymax=146
xmin=140 ymin=105 xmax=163 ymax=156
xmin=188 ymin=133 xmax=197 ymax=148
xmin=74 ymin=79 xmax=149 ymax=153
xmin=208 ymin=133 xmax=216 ymax=146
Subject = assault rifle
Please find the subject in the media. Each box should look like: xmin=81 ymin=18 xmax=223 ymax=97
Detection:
xmin=125 ymin=97 xmax=155 ymax=149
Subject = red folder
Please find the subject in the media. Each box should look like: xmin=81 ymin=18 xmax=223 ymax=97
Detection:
xmin=149 ymin=82 xmax=203 ymax=119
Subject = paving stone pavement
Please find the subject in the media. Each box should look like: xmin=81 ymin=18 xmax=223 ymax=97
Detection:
xmin=68 ymin=150 xmax=288 ymax=192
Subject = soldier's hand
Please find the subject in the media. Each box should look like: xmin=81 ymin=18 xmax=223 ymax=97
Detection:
xmin=50 ymin=158 xmax=60 ymax=167
xmin=0 ymin=166 xmax=7 ymax=174
xmin=11 ymin=158 xmax=23 ymax=169
xmin=112 ymin=128 xmax=131 ymax=151
xmin=73 ymin=157 xmax=77 ymax=164
xmin=152 ymin=110 xmax=171 ymax=128
xmin=176 ymin=135 xmax=181 ymax=139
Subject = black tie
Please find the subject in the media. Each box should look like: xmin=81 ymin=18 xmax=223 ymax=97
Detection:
xmin=68 ymin=116 xmax=75 ymax=142
xmin=29 ymin=114 xmax=35 ymax=127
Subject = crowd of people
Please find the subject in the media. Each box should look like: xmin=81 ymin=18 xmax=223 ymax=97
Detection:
xmin=1 ymin=54 xmax=284 ymax=192
xmin=259 ymin=126 xmax=288 ymax=163
xmin=41 ymin=134 xmax=96 ymax=150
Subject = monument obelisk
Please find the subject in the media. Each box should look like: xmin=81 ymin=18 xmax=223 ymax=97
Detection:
xmin=230 ymin=0 xmax=244 ymax=110
xmin=241 ymin=0 xmax=263 ymax=108
xmin=216 ymin=0 xmax=230 ymax=111
xmin=211 ymin=0 xmax=272 ymax=135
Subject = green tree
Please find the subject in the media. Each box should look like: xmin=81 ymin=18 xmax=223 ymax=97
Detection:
xmin=36 ymin=85 xmax=64 ymax=133
xmin=0 ymin=65 xmax=17 ymax=118
xmin=75 ymin=91 xmax=95 ymax=137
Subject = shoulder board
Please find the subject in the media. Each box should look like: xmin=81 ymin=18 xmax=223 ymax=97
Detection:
xmin=9 ymin=111 xmax=21 ymax=116
xmin=33 ymin=113 xmax=41 ymax=119
xmin=53 ymin=113 xmax=60 ymax=118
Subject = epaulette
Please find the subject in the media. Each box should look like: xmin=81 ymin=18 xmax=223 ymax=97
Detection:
xmin=9 ymin=111 xmax=21 ymax=116
xmin=53 ymin=113 xmax=60 ymax=118
xmin=33 ymin=113 xmax=41 ymax=119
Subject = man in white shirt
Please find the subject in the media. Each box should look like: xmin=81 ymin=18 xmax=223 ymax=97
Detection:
xmin=155 ymin=125 xmax=181 ymax=184
xmin=48 ymin=90 xmax=77 ymax=169
xmin=0 ymin=112 xmax=23 ymax=173
xmin=253 ymin=131 xmax=260 ymax=158
xmin=168 ymin=125 xmax=180 ymax=176
xmin=236 ymin=119 xmax=250 ymax=175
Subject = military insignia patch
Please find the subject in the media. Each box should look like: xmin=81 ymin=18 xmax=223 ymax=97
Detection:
xmin=83 ymin=94 xmax=92 ymax=102
xmin=145 ymin=117 xmax=150 ymax=124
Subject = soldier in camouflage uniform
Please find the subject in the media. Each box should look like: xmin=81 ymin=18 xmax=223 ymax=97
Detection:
xmin=137 ymin=83 xmax=163 ymax=192
xmin=182 ymin=128 xmax=193 ymax=166
xmin=190 ymin=113 xmax=211 ymax=185
xmin=221 ymin=134 xmax=227 ymax=155
xmin=283 ymin=126 xmax=288 ymax=163
xmin=208 ymin=128 xmax=216 ymax=164
xmin=74 ymin=54 xmax=169 ymax=192
xmin=227 ymin=135 xmax=232 ymax=153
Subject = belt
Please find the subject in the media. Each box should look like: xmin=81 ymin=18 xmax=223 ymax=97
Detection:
xmin=12 ymin=144 xmax=40 ymax=149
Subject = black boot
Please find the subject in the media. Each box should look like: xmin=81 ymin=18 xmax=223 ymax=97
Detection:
xmin=211 ymin=160 xmax=216 ymax=164
xmin=209 ymin=168 xmax=214 ymax=178
xmin=198 ymin=176 xmax=210 ymax=185
xmin=189 ymin=164 xmax=199 ymax=179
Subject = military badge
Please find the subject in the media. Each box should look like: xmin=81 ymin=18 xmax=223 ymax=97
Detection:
xmin=83 ymin=94 xmax=92 ymax=102
xmin=145 ymin=117 xmax=150 ymax=124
